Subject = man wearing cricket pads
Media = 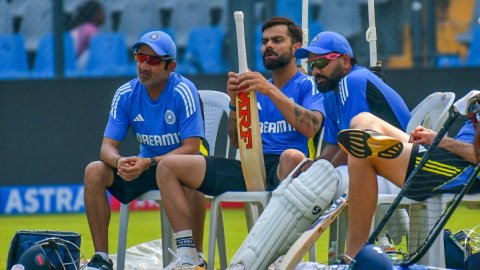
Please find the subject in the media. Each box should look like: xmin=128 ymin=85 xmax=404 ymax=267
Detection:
xmin=155 ymin=17 xmax=327 ymax=269
xmin=258 ymin=31 xmax=412 ymax=267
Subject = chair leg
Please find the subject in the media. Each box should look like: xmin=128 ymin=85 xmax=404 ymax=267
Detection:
xmin=422 ymin=196 xmax=446 ymax=267
xmin=117 ymin=203 xmax=130 ymax=270
xmin=308 ymin=245 xmax=316 ymax=262
xmin=244 ymin=203 xmax=261 ymax=231
xmin=217 ymin=209 xmax=227 ymax=270
xmin=208 ymin=199 xmax=220 ymax=270
xmin=329 ymin=207 xmax=348 ymax=256
xmin=160 ymin=201 xmax=175 ymax=267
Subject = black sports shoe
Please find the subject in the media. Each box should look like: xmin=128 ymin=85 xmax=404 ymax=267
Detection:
xmin=338 ymin=129 xmax=403 ymax=159
xmin=86 ymin=254 xmax=113 ymax=270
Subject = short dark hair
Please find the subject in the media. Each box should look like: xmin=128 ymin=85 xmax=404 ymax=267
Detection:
xmin=261 ymin=17 xmax=303 ymax=45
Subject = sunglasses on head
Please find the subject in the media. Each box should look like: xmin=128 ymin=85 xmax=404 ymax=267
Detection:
xmin=134 ymin=52 xmax=173 ymax=66
xmin=307 ymin=53 xmax=343 ymax=70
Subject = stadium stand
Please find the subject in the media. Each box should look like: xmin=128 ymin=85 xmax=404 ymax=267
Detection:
xmin=115 ymin=0 xmax=163 ymax=48
xmin=436 ymin=0 xmax=475 ymax=64
xmin=83 ymin=32 xmax=131 ymax=77
xmin=0 ymin=34 xmax=29 ymax=79
xmin=0 ymin=0 xmax=13 ymax=35
xmin=183 ymin=26 xmax=227 ymax=74
xmin=466 ymin=25 xmax=480 ymax=66
xmin=31 ymin=33 xmax=78 ymax=78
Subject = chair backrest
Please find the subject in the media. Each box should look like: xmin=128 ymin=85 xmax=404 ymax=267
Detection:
xmin=0 ymin=34 xmax=29 ymax=79
xmin=32 ymin=33 xmax=77 ymax=78
xmin=85 ymin=32 xmax=129 ymax=76
xmin=406 ymin=92 xmax=456 ymax=133
xmin=198 ymin=90 xmax=230 ymax=156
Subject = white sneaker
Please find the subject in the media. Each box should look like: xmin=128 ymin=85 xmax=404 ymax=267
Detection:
xmin=164 ymin=249 xmax=207 ymax=270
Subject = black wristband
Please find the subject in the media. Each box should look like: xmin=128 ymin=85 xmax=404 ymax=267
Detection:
xmin=229 ymin=104 xmax=236 ymax=111
xmin=150 ymin=157 xmax=158 ymax=167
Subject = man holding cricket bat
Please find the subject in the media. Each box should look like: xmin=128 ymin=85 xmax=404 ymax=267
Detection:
xmin=156 ymin=16 xmax=325 ymax=269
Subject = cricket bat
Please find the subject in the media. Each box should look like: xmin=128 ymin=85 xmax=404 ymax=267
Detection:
xmin=279 ymin=193 xmax=349 ymax=270
xmin=234 ymin=11 xmax=266 ymax=191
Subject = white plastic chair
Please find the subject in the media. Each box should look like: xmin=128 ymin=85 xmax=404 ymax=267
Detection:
xmin=206 ymin=108 xmax=275 ymax=269
xmin=116 ymin=90 xmax=231 ymax=269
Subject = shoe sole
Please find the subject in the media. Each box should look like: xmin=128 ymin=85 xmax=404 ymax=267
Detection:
xmin=338 ymin=129 xmax=403 ymax=159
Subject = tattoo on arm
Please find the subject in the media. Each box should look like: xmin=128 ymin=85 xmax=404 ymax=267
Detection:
xmin=294 ymin=104 xmax=322 ymax=132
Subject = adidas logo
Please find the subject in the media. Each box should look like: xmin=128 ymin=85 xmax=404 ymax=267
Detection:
xmin=134 ymin=114 xmax=144 ymax=122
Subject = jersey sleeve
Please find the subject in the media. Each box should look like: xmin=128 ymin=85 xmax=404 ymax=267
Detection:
xmin=104 ymin=83 xmax=131 ymax=141
xmin=341 ymin=74 xmax=370 ymax=127
xmin=174 ymin=80 xmax=205 ymax=141
xmin=323 ymin=75 xmax=370 ymax=144
xmin=299 ymin=76 xmax=326 ymax=116
xmin=454 ymin=120 xmax=475 ymax=143
xmin=323 ymin=95 xmax=338 ymax=144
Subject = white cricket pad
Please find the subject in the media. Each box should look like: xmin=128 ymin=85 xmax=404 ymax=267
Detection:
xmin=228 ymin=159 xmax=339 ymax=270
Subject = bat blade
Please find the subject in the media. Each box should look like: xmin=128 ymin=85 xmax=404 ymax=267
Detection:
xmin=279 ymin=193 xmax=349 ymax=270
xmin=234 ymin=11 xmax=266 ymax=191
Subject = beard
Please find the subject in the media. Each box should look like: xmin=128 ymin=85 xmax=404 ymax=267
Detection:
xmin=315 ymin=65 xmax=344 ymax=93
xmin=263 ymin=48 xmax=293 ymax=70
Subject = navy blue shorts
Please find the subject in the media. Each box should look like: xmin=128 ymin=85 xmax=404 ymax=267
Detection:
xmin=404 ymin=144 xmax=477 ymax=201
xmin=107 ymin=166 xmax=158 ymax=204
xmin=198 ymin=154 xmax=281 ymax=196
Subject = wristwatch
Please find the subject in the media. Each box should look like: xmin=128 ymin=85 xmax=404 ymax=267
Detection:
xmin=150 ymin=157 xmax=158 ymax=167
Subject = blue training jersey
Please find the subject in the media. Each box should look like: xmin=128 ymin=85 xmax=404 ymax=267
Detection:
xmin=104 ymin=72 xmax=205 ymax=158
xmin=455 ymin=120 xmax=475 ymax=143
xmin=323 ymin=66 xmax=411 ymax=145
xmin=258 ymin=71 xmax=325 ymax=156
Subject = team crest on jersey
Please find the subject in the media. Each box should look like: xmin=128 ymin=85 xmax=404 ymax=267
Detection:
xmin=165 ymin=110 xmax=176 ymax=124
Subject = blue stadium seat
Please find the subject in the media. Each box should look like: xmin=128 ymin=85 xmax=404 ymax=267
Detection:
xmin=309 ymin=21 xmax=324 ymax=41
xmin=466 ymin=26 xmax=480 ymax=66
xmin=436 ymin=54 xmax=464 ymax=68
xmin=31 ymin=33 xmax=78 ymax=78
xmin=183 ymin=26 xmax=227 ymax=74
xmin=255 ymin=24 xmax=267 ymax=73
xmin=84 ymin=32 xmax=131 ymax=77
xmin=275 ymin=0 xmax=302 ymax=25
xmin=0 ymin=34 xmax=29 ymax=79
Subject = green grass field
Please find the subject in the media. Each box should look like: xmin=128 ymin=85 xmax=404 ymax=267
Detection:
xmin=1 ymin=206 xmax=479 ymax=269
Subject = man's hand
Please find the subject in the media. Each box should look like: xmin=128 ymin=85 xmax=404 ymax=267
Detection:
xmin=409 ymin=126 xmax=438 ymax=145
xmin=226 ymin=71 xmax=276 ymax=98
xmin=117 ymin=156 xmax=150 ymax=181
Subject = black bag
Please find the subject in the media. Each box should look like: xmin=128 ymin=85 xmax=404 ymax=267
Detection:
xmin=7 ymin=230 xmax=81 ymax=270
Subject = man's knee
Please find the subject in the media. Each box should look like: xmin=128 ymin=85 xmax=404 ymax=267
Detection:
xmin=278 ymin=149 xmax=306 ymax=179
xmin=280 ymin=149 xmax=306 ymax=166
xmin=350 ymin=112 xmax=376 ymax=129
xmin=156 ymin=156 xmax=176 ymax=184
xmin=84 ymin=161 xmax=111 ymax=187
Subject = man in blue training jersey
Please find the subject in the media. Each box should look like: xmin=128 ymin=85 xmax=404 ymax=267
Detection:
xmin=291 ymin=31 xmax=410 ymax=167
xmin=336 ymin=113 xmax=479 ymax=262
xmin=277 ymin=31 xmax=411 ymax=207
xmin=155 ymin=17 xmax=325 ymax=269
xmin=83 ymin=31 xmax=206 ymax=270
